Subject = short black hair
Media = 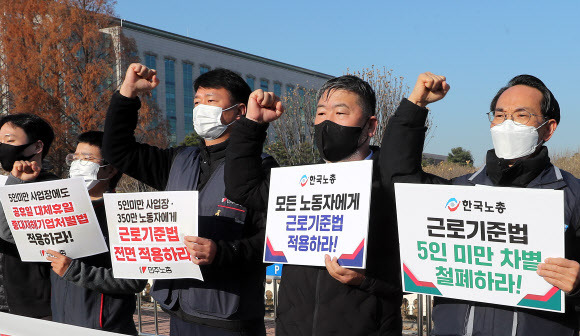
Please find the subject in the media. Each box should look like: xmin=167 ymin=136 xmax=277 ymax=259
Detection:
xmin=0 ymin=114 xmax=54 ymax=158
xmin=77 ymin=131 xmax=122 ymax=192
xmin=316 ymin=75 xmax=376 ymax=116
xmin=490 ymin=74 xmax=560 ymax=124
xmin=78 ymin=130 xmax=103 ymax=148
xmin=193 ymin=68 xmax=252 ymax=105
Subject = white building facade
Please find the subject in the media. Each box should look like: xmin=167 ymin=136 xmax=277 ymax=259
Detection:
xmin=107 ymin=20 xmax=333 ymax=144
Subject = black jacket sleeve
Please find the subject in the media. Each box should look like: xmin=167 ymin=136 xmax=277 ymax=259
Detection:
xmin=102 ymin=91 xmax=179 ymax=191
xmin=210 ymin=209 xmax=267 ymax=269
xmin=63 ymin=260 xmax=147 ymax=295
xmin=224 ymin=117 xmax=278 ymax=211
xmin=380 ymin=98 xmax=451 ymax=186
xmin=218 ymin=117 xmax=278 ymax=268
xmin=358 ymin=275 xmax=401 ymax=299
xmin=564 ymin=204 xmax=580 ymax=300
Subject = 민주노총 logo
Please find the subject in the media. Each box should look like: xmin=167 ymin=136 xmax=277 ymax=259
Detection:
xmin=139 ymin=266 xmax=173 ymax=274
xmin=445 ymin=198 xmax=460 ymax=212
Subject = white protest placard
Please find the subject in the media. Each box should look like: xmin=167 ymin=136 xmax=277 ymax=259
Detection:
xmin=0 ymin=175 xmax=8 ymax=186
xmin=104 ymin=191 xmax=203 ymax=280
xmin=264 ymin=160 xmax=373 ymax=268
xmin=395 ymin=183 xmax=565 ymax=313
xmin=0 ymin=178 xmax=107 ymax=262
xmin=0 ymin=312 xmax=124 ymax=336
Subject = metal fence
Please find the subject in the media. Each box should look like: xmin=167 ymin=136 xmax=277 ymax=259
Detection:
xmin=412 ymin=294 xmax=433 ymax=336
xmin=133 ymin=288 xmax=435 ymax=336
xmin=136 ymin=295 xmax=161 ymax=336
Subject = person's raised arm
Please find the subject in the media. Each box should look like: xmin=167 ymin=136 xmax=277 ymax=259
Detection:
xmin=381 ymin=72 xmax=452 ymax=187
xmin=103 ymin=64 xmax=178 ymax=190
xmin=224 ymin=90 xmax=283 ymax=210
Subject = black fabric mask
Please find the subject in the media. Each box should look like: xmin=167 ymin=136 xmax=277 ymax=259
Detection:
xmin=0 ymin=142 xmax=35 ymax=171
xmin=314 ymin=120 xmax=367 ymax=162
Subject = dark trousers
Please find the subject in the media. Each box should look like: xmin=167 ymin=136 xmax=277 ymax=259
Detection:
xmin=169 ymin=315 xmax=266 ymax=336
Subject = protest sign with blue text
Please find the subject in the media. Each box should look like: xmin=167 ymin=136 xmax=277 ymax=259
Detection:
xmin=104 ymin=191 xmax=203 ymax=280
xmin=264 ymin=160 xmax=372 ymax=268
xmin=0 ymin=178 xmax=107 ymax=262
xmin=395 ymin=183 xmax=565 ymax=313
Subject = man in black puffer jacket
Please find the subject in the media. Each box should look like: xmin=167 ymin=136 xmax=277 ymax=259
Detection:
xmin=225 ymin=75 xmax=403 ymax=335
xmin=381 ymin=72 xmax=580 ymax=336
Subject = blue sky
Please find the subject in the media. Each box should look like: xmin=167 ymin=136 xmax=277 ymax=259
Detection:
xmin=116 ymin=0 xmax=579 ymax=165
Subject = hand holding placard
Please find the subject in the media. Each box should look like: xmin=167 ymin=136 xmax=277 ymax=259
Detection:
xmin=324 ymin=254 xmax=365 ymax=285
xmin=537 ymin=258 xmax=580 ymax=294
xmin=46 ymin=249 xmax=72 ymax=277
xmin=184 ymin=236 xmax=217 ymax=266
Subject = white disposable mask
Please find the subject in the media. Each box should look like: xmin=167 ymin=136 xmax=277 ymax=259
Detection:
xmin=490 ymin=119 xmax=547 ymax=160
xmin=192 ymin=104 xmax=238 ymax=140
xmin=69 ymin=160 xmax=106 ymax=190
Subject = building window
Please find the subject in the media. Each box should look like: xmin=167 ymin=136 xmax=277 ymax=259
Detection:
xmin=260 ymin=79 xmax=269 ymax=91
xmin=274 ymin=82 xmax=282 ymax=97
xmin=200 ymin=65 xmax=210 ymax=75
xmin=165 ymin=58 xmax=177 ymax=144
xmin=286 ymin=85 xmax=294 ymax=96
xmin=246 ymin=76 xmax=255 ymax=90
xmin=144 ymin=54 xmax=157 ymax=102
xmin=183 ymin=62 xmax=194 ymax=136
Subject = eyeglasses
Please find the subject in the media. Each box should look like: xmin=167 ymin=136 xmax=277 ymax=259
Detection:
xmin=65 ymin=153 xmax=105 ymax=166
xmin=487 ymin=110 xmax=545 ymax=126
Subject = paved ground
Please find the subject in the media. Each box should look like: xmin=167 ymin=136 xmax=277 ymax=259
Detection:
xmin=133 ymin=307 xmax=276 ymax=336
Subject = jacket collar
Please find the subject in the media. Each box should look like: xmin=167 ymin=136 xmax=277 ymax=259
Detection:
xmin=468 ymin=149 xmax=566 ymax=190
xmin=486 ymin=146 xmax=551 ymax=187
xmin=199 ymin=139 xmax=229 ymax=163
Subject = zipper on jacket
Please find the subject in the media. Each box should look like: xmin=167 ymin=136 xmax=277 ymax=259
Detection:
xmin=63 ymin=279 xmax=70 ymax=321
xmin=311 ymin=270 xmax=323 ymax=336
xmin=99 ymin=293 xmax=104 ymax=328
xmin=510 ymin=310 xmax=518 ymax=336
xmin=464 ymin=305 xmax=474 ymax=336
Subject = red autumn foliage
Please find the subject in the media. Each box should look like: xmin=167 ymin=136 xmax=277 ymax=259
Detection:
xmin=0 ymin=0 xmax=168 ymax=176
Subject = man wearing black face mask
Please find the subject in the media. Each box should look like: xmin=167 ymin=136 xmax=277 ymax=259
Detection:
xmin=0 ymin=113 xmax=55 ymax=319
xmin=382 ymin=73 xmax=580 ymax=336
xmin=225 ymin=75 xmax=403 ymax=335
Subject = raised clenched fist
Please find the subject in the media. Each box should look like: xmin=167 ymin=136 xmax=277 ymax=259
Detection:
xmin=407 ymin=72 xmax=450 ymax=107
xmin=246 ymin=89 xmax=285 ymax=124
xmin=119 ymin=63 xmax=160 ymax=99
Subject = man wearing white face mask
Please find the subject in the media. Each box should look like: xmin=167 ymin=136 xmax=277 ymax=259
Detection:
xmin=102 ymin=64 xmax=276 ymax=336
xmin=0 ymin=130 xmax=146 ymax=334
xmin=49 ymin=131 xmax=146 ymax=334
xmin=381 ymin=73 xmax=580 ymax=335
xmin=68 ymin=132 xmax=120 ymax=195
